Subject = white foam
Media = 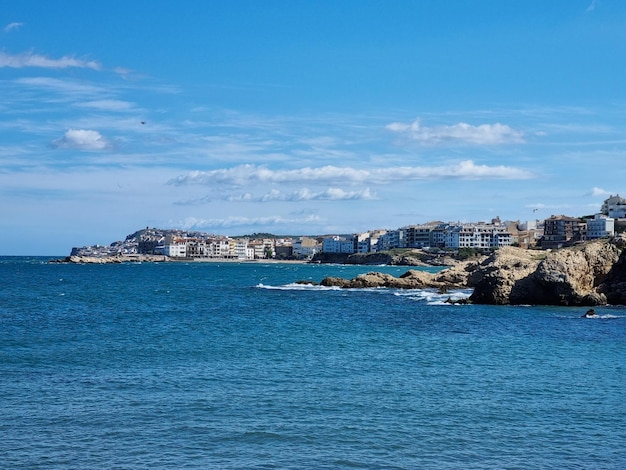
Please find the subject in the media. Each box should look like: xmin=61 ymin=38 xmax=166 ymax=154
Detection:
xmin=256 ymin=283 xmax=342 ymax=291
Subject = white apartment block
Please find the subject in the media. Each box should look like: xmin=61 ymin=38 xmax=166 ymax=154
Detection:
xmin=377 ymin=230 xmax=403 ymax=251
xmin=587 ymin=214 xmax=615 ymax=239
xmin=443 ymin=223 xmax=512 ymax=249
xmin=322 ymin=236 xmax=356 ymax=254
xmin=160 ymin=237 xmax=187 ymax=257
xmin=602 ymin=194 xmax=626 ymax=219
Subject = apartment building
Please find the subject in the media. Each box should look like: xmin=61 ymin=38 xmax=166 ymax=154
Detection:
xmin=292 ymin=237 xmax=321 ymax=258
xmin=586 ymin=214 xmax=614 ymax=239
xmin=542 ymin=215 xmax=586 ymax=249
xmin=601 ymin=194 xmax=626 ymax=219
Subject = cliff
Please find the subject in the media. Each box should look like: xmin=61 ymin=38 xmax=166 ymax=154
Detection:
xmin=469 ymin=236 xmax=626 ymax=306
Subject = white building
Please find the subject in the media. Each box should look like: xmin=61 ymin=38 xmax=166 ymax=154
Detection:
xmin=438 ymin=223 xmax=512 ymax=249
xmin=161 ymin=237 xmax=187 ymax=257
xmin=233 ymin=239 xmax=254 ymax=260
xmin=355 ymin=232 xmax=372 ymax=254
xmin=207 ymin=238 xmax=231 ymax=258
xmin=322 ymin=236 xmax=355 ymax=254
xmin=587 ymin=214 xmax=614 ymax=239
xmin=602 ymin=194 xmax=626 ymax=218
xmin=377 ymin=230 xmax=403 ymax=251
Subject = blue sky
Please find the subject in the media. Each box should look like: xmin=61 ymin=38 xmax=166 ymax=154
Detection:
xmin=2 ymin=1 xmax=625 ymax=255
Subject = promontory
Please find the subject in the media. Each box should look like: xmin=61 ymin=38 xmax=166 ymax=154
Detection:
xmin=319 ymin=235 xmax=626 ymax=306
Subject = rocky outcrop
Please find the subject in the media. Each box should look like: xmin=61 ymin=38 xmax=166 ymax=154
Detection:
xmin=469 ymin=236 xmax=626 ymax=306
xmin=320 ymin=260 xmax=480 ymax=290
xmin=311 ymin=252 xmax=429 ymax=266
xmin=317 ymin=237 xmax=626 ymax=306
xmin=310 ymin=250 xmax=479 ymax=267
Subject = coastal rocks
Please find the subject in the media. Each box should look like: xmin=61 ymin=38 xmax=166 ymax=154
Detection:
xmin=469 ymin=237 xmax=626 ymax=306
xmin=318 ymin=236 xmax=626 ymax=306
xmin=467 ymin=247 xmax=541 ymax=305
xmin=310 ymin=250 xmax=462 ymax=267
xmin=596 ymin=239 xmax=626 ymax=305
xmin=319 ymin=262 xmax=478 ymax=290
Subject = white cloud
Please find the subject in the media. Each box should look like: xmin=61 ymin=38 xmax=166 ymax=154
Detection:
xmin=169 ymin=161 xmax=533 ymax=187
xmin=4 ymin=22 xmax=23 ymax=33
xmin=76 ymin=99 xmax=135 ymax=111
xmin=0 ymin=51 xmax=101 ymax=70
xmin=386 ymin=119 xmax=524 ymax=145
xmin=16 ymin=77 xmax=106 ymax=97
xmin=177 ymin=214 xmax=323 ymax=230
xmin=52 ymin=129 xmax=111 ymax=151
xmin=281 ymin=187 xmax=375 ymax=201
xmin=588 ymin=187 xmax=613 ymax=197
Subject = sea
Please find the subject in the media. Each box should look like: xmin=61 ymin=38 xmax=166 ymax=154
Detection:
xmin=0 ymin=256 xmax=624 ymax=469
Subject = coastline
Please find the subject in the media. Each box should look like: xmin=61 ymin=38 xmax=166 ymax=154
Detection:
xmin=52 ymin=254 xmax=310 ymax=264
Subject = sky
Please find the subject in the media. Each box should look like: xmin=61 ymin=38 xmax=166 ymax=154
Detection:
xmin=2 ymin=0 xmax=626 ymax=255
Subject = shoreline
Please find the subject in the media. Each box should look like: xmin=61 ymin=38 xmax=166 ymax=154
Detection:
xmin=51 ymin=254 xmax=310 ymax=264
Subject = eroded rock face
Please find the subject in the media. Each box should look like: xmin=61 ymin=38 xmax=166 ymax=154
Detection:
xmin=467 ymin=247 xmax=540 ymax=305
xmin=470 ymin=237 xmax=626 ymax=306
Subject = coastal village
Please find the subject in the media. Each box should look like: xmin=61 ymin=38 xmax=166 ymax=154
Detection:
xmin=70 ymin=194 xmax=626 ymax=262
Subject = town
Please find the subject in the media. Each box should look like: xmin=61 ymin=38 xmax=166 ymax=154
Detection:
xmin=71 ymin=194 xmax=626 ymax=261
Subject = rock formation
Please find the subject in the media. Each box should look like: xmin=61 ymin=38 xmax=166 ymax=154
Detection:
xmin=469 ymin=236 xmax=626 ymax=306
xmin=318 ymin=236 xmax=626 ymax=306
xmin=320 ymin=260 xmax=480 ymax=290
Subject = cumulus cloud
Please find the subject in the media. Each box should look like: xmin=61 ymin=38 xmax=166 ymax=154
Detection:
xmin=169 ymin=161 xmax=533 ymax=187
xmin=386 ymin=119 xmax=524 ymax=145
xmin=177 ymin=214 xmax=323 ymax=230
xmin=52 ymin=129 xmax=111 ymax=151
xmin=0 ymin=51 xmax=101 ymax=70
xmin=4 ymin=22 xmax=23 ymax=33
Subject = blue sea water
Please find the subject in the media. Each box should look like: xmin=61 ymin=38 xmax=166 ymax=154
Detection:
xmin=0 ymin=257 xmax=624 ymax=469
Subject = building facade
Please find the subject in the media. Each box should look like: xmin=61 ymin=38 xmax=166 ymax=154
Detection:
xmin=601 ymin=194 xmax=626 ymax=219
xmin=542 ymin=215 xmax=586 ymax=249
xmin=586 ymin=214 xmax=614 ymax=239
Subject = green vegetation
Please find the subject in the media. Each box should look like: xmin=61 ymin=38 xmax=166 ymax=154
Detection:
xmin=456 ymin=247 xmax=489 ymax=260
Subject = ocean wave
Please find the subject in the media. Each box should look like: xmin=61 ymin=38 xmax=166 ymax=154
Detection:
xmin=256 ymin=283 xmax=474 ymax=306
xmin=394 ymin=288 xmax=473 ymax=305
xmin=581 ymin=314 xmax=623 ymax=320
xmin=256 ymin=282 xmax=342 ymax=291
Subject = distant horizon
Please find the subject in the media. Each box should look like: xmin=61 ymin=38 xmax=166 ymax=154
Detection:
xmin=2 ymin=1 xmax=626 ymax=255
